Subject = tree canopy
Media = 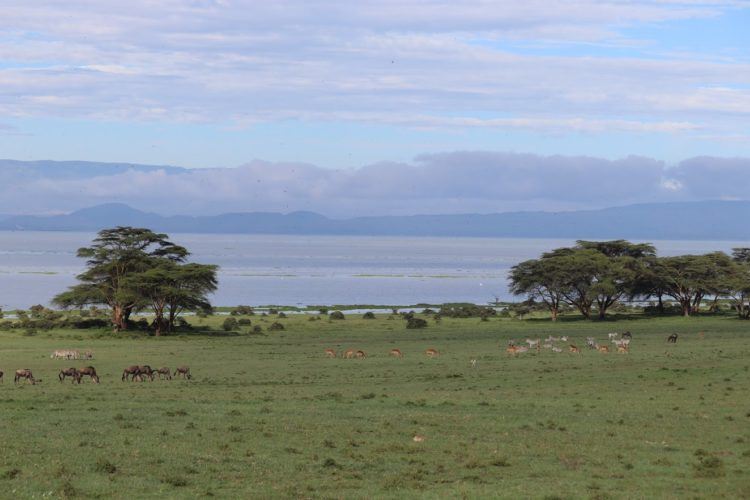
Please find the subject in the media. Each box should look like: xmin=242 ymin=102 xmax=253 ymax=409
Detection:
xmin=53 ymin=226 xmax=217 ymax=333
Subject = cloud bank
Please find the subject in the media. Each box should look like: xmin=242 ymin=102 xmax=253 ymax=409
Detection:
xmin=1 ymin=153 xmax=748 ymax=216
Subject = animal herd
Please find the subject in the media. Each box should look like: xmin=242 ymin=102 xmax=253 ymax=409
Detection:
xmin=324 ymin=347 xmax=440 ymax=359
xmin=507 ymin=332 xmax=634 ymax=356
xmin=0 ymin=351 xmax=193 ymax=386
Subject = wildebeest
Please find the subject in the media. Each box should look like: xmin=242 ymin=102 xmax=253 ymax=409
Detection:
xmin=155 ymin=367 xmax=172 ymax=380
xmin=59 ymin=367 xmax=81 ymax=383
xmin=78 ymin=366 xmax=100 ymax=383
xmin=138 ymin=365 xmax=155 ymax=381
xmin=174 ymin=366 xmax=192 ymax=379
xmin=14 ymin=369 xmax=36 ymax=384
xmin=667 ymin=333 xmax=678 ymax=343
xmin=122 ymin=365 xmax=141 ymax=382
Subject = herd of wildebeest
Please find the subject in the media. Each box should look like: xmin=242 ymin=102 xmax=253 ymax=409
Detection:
xmin=0 ymin=349 xmax=192 ymax=385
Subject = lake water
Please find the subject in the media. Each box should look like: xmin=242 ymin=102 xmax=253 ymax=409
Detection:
xmin=0 ymin=231 xmax=747 ymax=310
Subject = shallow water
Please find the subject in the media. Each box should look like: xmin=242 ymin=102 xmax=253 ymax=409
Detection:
xmin=0 ymin=231 xmax=746 ymax=309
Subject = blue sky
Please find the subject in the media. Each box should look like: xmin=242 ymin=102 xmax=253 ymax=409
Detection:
xmin=0 ymin=1 xmax=748 ymax=170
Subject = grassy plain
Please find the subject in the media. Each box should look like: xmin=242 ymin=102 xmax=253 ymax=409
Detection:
xmin=0 ymin=312 xmax=749 ymax=498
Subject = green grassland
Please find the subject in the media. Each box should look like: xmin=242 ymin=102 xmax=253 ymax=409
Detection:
xmin=0 ymin=313 xmax=749 ymax=498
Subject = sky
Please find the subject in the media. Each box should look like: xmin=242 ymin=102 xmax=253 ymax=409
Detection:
xmin=0 ymin=1 xmax=749 ymax=215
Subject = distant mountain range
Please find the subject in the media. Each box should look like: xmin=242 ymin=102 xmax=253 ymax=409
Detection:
xmin=0 ymin=201 xmax=749 ymax=240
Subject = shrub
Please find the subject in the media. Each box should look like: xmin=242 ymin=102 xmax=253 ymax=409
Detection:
xmin=231 ymin=305 xmax=255 ymax=316
xmin=268 ymin=322 xmax=285 ymax=331
xmin=400 ymin=311 xmax=415 ymax=320
xmin=252 ymin=325 xmax=263 ymax=333
xmin=439 ymin=303 xmax=497 ymax=318
xmin=406 ymin=317 xmax=428 ymax=329
xmin=222 ymin=317 xmax=239 ymax=331
xmin=237 ymin=318 xmax=252 ymax=326
xmin=269 ymin=308 xmax=279 ymax=315
xmin=362 ymin=311 xmax=376 ymax=319
xmin=329 ymin=311 xmax=345 ymax=320
xmin=278 ymin=312 xmax=287 ymax=318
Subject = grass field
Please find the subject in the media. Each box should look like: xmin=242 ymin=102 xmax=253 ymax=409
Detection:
xmin=0 ymin=312 xmax=749 ymax=498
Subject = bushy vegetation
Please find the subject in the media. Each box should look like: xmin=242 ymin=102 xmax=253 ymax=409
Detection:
xmin=405 ymin=317 xmax=428 ymax=329
xmin=329 ymin=311 xmax=345 ymax=320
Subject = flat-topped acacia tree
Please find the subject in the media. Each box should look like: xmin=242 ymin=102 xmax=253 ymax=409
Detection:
xmin=53 ymin=226 xmax=217 ymax=333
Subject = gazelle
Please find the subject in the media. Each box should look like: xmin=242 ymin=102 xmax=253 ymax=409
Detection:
xmin=506 ymin=345 xmax=519 ymax=356
xmin=617 ymin=345 xmax=629 ymax=354
xmin=355 ymin=350 xmax=366 ymax=358
xmin=425 ymin=348 xmax=440 ymax=358
xmin=597 ymin=345 xmax=609 ymax=353
xmin=324 ymin=348 xmax=337 ymax=358
xmin=342 ymin=349 xmax=356 ymax=359
xmin=389 ymin=348 xmax=403 ymax=358
xmin=569 ymin=345 xmax=581 ymax=354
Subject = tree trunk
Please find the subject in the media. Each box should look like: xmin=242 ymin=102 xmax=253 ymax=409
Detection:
xmin=112 ymin=305 xmax=127 ymax=331
xmin=550 ymin=307 xmax=558 ymax=321
xmin=681 ymin=300 xmax=691 ymax=317
xmin=657 ymin=293 xmax=664 ymax=314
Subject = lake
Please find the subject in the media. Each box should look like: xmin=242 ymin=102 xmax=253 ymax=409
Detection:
xmin=0 ymin=231 xmax=747 ymax=310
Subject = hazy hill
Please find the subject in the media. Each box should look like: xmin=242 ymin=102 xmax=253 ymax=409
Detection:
xmin=0 ymin=201 xmax=748 ymax=240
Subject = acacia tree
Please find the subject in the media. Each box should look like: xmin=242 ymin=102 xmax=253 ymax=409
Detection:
xmin=659 ymin=252 xmax=734 ymax=316
xmin=53 ymin=227 xmax=190 ymax=331
xmin=725 ymin=248 xmax=750 ymax=319
xmin=127 ymin=261 xmax=218 ymax=335
xmin=508 ymin=258 xmax=566 ymax=320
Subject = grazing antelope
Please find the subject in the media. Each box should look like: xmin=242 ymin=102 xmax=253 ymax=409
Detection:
xmin=597 ymin=345 xmax=610 ymax=353
xmin=617 ymin=345 xmax=629 ymax=354
xmin=389 ymin=348 xmax=403 ymax=358
xmin=506 ymin=345 xmax=519 ymax=356
xmin=59 ymin=367 xmax=80 ymax=383
xmin=569 ymin=345 xmax=581 ymax=354
xmin=515 ymin=346 xmax=529 ymax=354
xmin=355 ymin=350 xmax=366 ymax=359
xmin=413 ymin=435 xmax=425 ymax=443
xmin=78 ymin=366 xmax=100 ymax=383
xmin=138 ymin=365 xmax=155 ymax=381
xmin=342 ymin=349 xmax=356 ymax=359
xmin=551 ymin=346 xmax=563 ymax=353
xmin=155 ymin=367 xmax=172 ymax=380
xmin=122 ymin=365 xmax=141 ymax=382
xmin=174 ymin=366 xmax=192 ymax=379
xmin=667 ymin=333 xmax=678 ymax=343
xmin=324 ymin=348 xmax=337 ymax=358
xmin=425 ymin=348 xmax=440 ymax=358
xmin=14 ymin=369 xmax=36 ymax=384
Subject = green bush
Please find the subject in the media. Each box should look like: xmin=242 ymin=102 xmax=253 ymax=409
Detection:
xmin=406 ymin=317 xmax=428 ymax=329
xmin=362 ymin=311 xmax=376 ymax=319
xmin=237 ymin=318 xmax=252 ymax=326
xmin=329 ymin=311 xmax=345 ymax=320
xmin=268 ymin=322 xmax=285 ymax=331
xmin=230 ymin=305 xmax=255 ymax=316
xmin=222 ymin=317 xmax=239 ymax=331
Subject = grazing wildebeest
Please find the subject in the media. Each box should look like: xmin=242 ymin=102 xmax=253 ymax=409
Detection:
xmin=122 ymin=365 xmax=141 ymax=382
xmin=389 ymin=348 xmax=403 ymax=358
xmin=14 ymin=369 xmax=36 ymax=384
xmin=667 ymin=333 xmax=678 ymax=343
xmin=59 ymin=367 xmax=81 ymax=384
xmin=155 ymin=367 xmax=172 ymax=380
xmin=138 ymin=365 xmax=155 ymax=381
xmin=78 ymin=366 xmax=100 ymax=383
xmin=174 ymin=366 xmax=192 ymax=379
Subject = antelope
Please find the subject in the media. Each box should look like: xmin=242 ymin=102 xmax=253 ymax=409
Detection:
xmin=561 ymin=336 xmax=569 ymax=342
xmin=507 ymin=339 xmax=517 ymax=347
xmin=14 ymin=369 xmax=36 ymax=384
xmin=617 ymin=345 xmax=629 ymax=354
xmin=569 ymin=345 xmax=581 ymax=354
xmin=174 ymin=366 xmax=192 ymax=379
xmin=324 ymin=348 xmax=337 ymax=358
xmin=155 ymin=367 xmax=172 ymax=380
xmin=122 ymin=365 xmax=141 ymax=382
xmin=506 ymin=345 xmax=519 ymax=356
xmin=516 ymin=346 xmax=529 ymax=354
xmin=546 ymin=336 xmax=560 ymax=342
xmin=470 ymin=358 xmax=477 ymax=368
xmin=355 ymin=350 xmax=366 ymax=358
xmin=78 ymin=366 xmax=100 ymax=383
xmin=425 ymin=348 xmax=440 ymax=358
xmin=413 ymin=435 xmax=425 ymax=443
xmin=551 ymin=346 xmax=563 ymax=353
xmin=667 ymin=333 xmax=678 ymax=343
xmin=389 ymin=348 xmax=403 ymax=358
xmin=597 ymin=345 xmax=610 ymax=353
xmin=138 ymin=365 xmax=155 ymax=381
xmin=59 ymin=367 xmax=80 ymax=383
